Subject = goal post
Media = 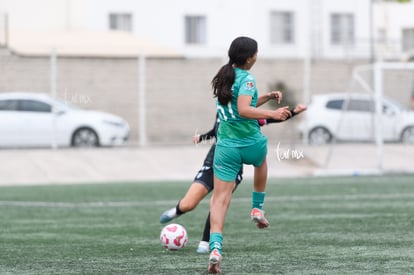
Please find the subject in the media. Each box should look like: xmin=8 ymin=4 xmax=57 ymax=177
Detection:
xmin=323 ymin=61 xmax=414 ymax=175
xmin=373 ymin=62 xmax=414 ymax=172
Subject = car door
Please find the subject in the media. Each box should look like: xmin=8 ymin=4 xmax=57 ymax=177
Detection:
xmin=339 ymin=98 xmax=375 ymax=141
xmin=0 ymin=99 xmax=22 ymax=146
xmin=17 ymin=99 xmax=54 ymax=146
xmin=381 ymin=101 xmax=399 ymax=141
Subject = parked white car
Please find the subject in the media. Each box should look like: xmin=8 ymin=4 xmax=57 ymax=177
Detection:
xmin=0 ymin=92 xmax=129 ymax=148
xmin=299 ymin=93 xmax=414 ymax=145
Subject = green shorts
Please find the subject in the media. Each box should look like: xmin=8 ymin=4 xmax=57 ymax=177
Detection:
xmin=213 ymin=136 xmax=268 ymax=182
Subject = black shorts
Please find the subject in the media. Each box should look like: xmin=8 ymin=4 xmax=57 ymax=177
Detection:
xmin=193 ymin=165 xmax=243 ymax=193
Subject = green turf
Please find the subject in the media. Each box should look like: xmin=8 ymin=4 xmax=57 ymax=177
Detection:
xmin=0 ymin=175 xmax=414 ymax=274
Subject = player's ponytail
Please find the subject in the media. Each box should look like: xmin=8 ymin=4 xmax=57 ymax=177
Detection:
xmin=212 ymin=36 xmax=258 ymax=105
xmin=212 ymin=62 xmax=234 ymax=105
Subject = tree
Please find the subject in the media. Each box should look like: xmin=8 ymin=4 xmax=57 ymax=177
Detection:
xmin=383 ymin=0 xmax=411 ymax=3
xmin=267 ymin=81 xmax=297 ymax=109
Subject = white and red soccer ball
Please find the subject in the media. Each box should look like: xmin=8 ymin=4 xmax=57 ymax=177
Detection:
xmin=160 ymin=223 xmax=188 ymax=250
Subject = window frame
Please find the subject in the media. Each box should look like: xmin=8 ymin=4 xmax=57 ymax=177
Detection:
xmin=184 ymin=15 xmax=207 ymax=45
xmin=330 ymin=13 xmax=354 ymax=46
xmin=269 ymin=11 xmax=295 ymax=45
xmin=109 ymin=13 xmax=133 ymax=32
xmin=402 ymin=28 xmax=414 ymax=52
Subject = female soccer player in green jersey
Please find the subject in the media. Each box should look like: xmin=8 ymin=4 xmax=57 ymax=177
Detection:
xmin=207 ymin=36 xmax=292 ymax=274
xmin=159 ymin=103 xmax=306 ymax=254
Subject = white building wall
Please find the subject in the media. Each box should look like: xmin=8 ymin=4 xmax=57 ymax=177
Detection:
xmin=2 ymin=0 xmax=373 ymax=59
xmin=374 ymin=1 xmax=414 ymax=60
xmin=375 ymin=1 xmax=414 ymax=40
xmin=321 ymin=0 xmax=371 ymax=59
xmin=3 ymin=0 xmax=67 ymax=31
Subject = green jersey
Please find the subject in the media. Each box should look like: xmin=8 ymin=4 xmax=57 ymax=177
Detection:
xmin=216 ymin=67 xmax=263 ymax=147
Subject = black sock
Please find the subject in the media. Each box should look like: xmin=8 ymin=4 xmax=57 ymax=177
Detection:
xmin=176 ymin=201 xmax=185 ymax=215
xmin=201 ymin=212 xmax=211 ymax=242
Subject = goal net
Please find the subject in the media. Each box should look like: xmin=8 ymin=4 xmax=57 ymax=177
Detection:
xmin=319 ymin=61 xmax=414 ymax=175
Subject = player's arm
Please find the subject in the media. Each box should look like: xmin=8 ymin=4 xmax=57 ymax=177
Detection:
xmin=194 ymin=128 xmax=215 ymax=144
xmin=199 ymin=128 xmax=215 ymax=140
xmin=261 ymin=104 xmax=307 ymax=125
xmin=267 ymin=108 xmax=297 ymax=123
xmin=256 ymin=91 xmax=282 ymax=107
xmin=193 ymin=118 xmax=218 ymax=144
xmin=238 ymin=78 xmax=290 ymax=120
xmin=238 ymin=95 xmax=291 ymax=121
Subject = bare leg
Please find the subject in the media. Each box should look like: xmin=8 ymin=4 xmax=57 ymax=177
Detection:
xmin=209 ymin=176 xmax=235 ymax=233
xmin=251 ymin=159 xmax=269 ymax=229
xmin=160 ymin=182 xmax=209 ymax=224
xmin=253 ymin=158 xmax=267 ymax=192
xmin=208 ymin=176 xmax=234 ymax=273
xmin=202 ymin=183 xmax=238 ymax=242
xmin=179 ymin=182 xmax=209 ymax=212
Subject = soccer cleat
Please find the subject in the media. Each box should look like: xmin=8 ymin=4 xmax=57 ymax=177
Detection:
xmin=207 ymin=248 xmax=222 ymax=274
xmin=250 ymin=208 xmax=269 ymax=229
xmin=159 ymin=207 xmax=178 ymax=224
xmin=196 ymin=241 xmax=209 ymax=254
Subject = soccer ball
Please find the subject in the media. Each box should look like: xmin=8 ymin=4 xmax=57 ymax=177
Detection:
xmin=160 ymin=223 xmax=188 ymax=250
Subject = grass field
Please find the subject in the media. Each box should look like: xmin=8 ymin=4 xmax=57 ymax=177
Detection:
xmin=0 ymin=175 xmax=414 ymax=274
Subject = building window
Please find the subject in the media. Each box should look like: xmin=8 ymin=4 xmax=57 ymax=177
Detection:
xmin=185 ymin=16 xmax=206 ymax=44
xmin=330 ymin=13 xmax=354 ymax=46
xmin=109 ymin=13 xmax=133 ymax=32
xmin=377 ymin=28 xmax=387 ymax=44
xmin=270 ymin=11 xmax=295 ymax=45
xmin=402 ymin=28 xmax=414 ymax=51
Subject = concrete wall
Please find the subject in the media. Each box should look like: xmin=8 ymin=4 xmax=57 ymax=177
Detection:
xmin=1 ymin=49 xmax=413 ymax=146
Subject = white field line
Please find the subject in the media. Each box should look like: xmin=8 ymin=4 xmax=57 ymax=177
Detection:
xmin=0 ymin=193 xmax=414 ymax=208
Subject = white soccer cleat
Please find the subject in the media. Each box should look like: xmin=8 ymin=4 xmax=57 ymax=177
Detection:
xmin=250 ymin=208 xmax=269 ymax=229
xmin=207 ymin=248 xmax=222 ymax=274
xmin=196 ymin=241 xmax=209 ymax=254
xmin=159 ymin=207 xmax=178 ymax=224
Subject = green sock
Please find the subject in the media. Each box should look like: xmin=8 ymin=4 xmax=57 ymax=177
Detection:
xmin=252 ymin=191 xmax=266 ymax=209
xmin=209 ymin=232 xmax=223 ymax=254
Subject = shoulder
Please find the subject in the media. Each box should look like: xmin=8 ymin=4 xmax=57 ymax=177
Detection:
xmin=237 ymin=70 xmax=255 ymax=82
xmin=235 ymin=70 xmax=255 ymax=86
xmin=239 ymin=73 xmax=256 ymax=93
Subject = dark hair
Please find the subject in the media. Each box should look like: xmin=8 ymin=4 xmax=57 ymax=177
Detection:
xmin=212 ymin=36 xmax=258 ymax=105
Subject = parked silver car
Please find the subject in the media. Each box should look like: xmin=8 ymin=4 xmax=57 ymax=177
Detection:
xmin=299 ymin=93 xmax=414 ymax=145
xmin=0 ymin=92 xmax=129 ymax=148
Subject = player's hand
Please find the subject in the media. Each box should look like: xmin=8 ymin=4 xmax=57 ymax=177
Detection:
xmin=258 ymin=119 xmax=267 ymax=126
xmin=268 ymin=91 xmax=282 ymax=104
xmin=193 ymin=134 xmax=200 ymax=144
xmin=293 ymin=104 xmax=307 ymax=114
xmin=272 ymin=106 xmax=291 ymax=120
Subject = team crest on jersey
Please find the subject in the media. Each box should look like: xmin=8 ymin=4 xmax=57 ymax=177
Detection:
xmin=245 ymin=81 xmax=255 ymax=90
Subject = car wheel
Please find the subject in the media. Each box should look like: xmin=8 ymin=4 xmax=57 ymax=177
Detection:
xmin=309 ymin=127 xmax=332 ymax=145
xmin=401 ymin=126 xmax=414 ymax=144
xmin=71 ymin=127 xmax=99 ymax=147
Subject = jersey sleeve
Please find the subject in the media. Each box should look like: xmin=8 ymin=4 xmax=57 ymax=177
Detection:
xmin=238 ymin=75 xmax=256 ymax=97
